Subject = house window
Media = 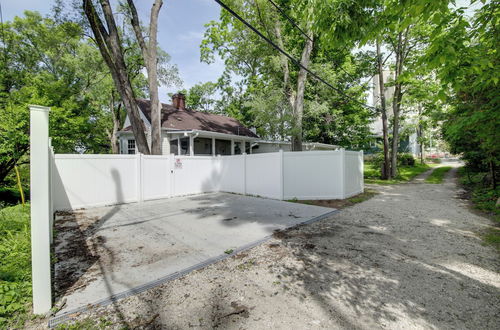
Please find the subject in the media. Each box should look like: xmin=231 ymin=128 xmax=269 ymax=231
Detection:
xmin=127 ymin=139 xmax=136 ymax=154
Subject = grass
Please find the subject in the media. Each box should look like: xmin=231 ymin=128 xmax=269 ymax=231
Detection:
xmin=364 ymin=162 xmax=432 ymax=184
xmin=0 ymin=204 xmax=32 ymax=328
xmin=457 ymin=167 xmax=499 ymax=250
xmin=289 ymin=189 xmax=378 ymax=210
xmin=425 ymin=166 xmax=453 ymax=183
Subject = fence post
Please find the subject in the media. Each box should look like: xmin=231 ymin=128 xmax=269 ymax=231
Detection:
xmin=360 ymin=150 xmax=364 ymax=193
xmin=137 ymin=152 xmax=143 ymax=202
xmin=29 ymin=105 xmax=52 ymax=314
xmin=340 ymin=148 xmax=346 ymax=199
xmin=243 ymin=153 xmax=247 ymax=195
xmin=170 ymin=154 xmax=175 ymax=197
xmin=279 ymin=150 xmax=284 ymax=200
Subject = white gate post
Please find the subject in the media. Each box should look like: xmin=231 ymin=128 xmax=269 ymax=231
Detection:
xmin=30 ymin=105 xmax=52 ymax=314
xmin=136 ymin=152 xmax=143 ymax=202
xmin=340 ymin=148 xmax=346 ymax=199
xmin=279 ymin=150 xmax=284 ymax=200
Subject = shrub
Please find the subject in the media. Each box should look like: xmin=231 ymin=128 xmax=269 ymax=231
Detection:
xmin=398 ymin=153 xmax=416 ymax=166
xmin=0 ymin=204 xmax=31 ymax=327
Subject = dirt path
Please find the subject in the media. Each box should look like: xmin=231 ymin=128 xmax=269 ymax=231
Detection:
xmin=56 ymin=162 xmax=499 ymax=329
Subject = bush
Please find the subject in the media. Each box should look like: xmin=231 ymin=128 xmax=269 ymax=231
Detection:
xmin=398 ymin=153 xmax=416 ymax=166
xmin=368 ymin=152 xmax=416 ymax=167
xmin=0 ymin=204 xmax=31 ymax=327
xmin=0 ymin=187 xmax=29 ymax=209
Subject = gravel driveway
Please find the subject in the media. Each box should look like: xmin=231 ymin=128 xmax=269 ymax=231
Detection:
xmin=54 ymin=164 xmax=500 ymax=329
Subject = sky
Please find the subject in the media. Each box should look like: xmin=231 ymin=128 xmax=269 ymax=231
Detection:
xmin=1 ymin=0 xmax=224 ymax=102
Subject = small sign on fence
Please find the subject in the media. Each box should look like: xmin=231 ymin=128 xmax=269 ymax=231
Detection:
xmin=175 ymin=158 xmax=183 ymax=169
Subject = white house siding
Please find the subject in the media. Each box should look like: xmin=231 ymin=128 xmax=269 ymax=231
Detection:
xmin=161 ymin=132 xmax=171 ymax=155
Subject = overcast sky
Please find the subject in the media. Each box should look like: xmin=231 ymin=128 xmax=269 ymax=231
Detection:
xmin=1 ymin=0 xmax=224 ymax=102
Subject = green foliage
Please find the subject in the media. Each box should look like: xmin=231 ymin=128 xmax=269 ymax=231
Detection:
xmin=425 ymin=166 xmax=452 ymax=184
xmin=424 ymin=2 xmax=499 ymax=176
xmin=398 ymin=153 xmax=416 ymax=166
xmin=201 ymin=0 xmax=375 ymax=146
xmin=0 ymin=204 xmax=32 ymax=327
xmin=458 ymin=167 xmax=500 ymax=222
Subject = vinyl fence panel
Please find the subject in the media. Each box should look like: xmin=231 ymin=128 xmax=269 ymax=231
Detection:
xmin=52 ymin=154 xmax=138 ymax=210
xmin=283 ymin=150 xmax=344 ymax=200
xmin=344 ymin=151 xmax=364 ymax=197
xmin=245 ymin=152 xmax=283 ymax=199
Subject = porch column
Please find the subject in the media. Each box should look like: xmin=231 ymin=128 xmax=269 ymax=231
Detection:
xmin=212 ymin=137 xmax=216 ymax=156
xmin=189 ymin=135 xmax=194 ymax=156
xmin=231 ymin=139 xmax=235 ymax=155
xmin=177 ymin=135 xmax=181 ymax=155
xmin=249 ymin=141 xmax=253 ymax=154
xmin=241 ymin=140 xmax=245 ymax=154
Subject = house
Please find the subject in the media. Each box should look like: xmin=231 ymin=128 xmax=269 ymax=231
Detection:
xmin=118 ymin=94 xmax=259 ymax=156
xmin=368 ymin=71 xmax=420 ymax=155
xmin=118 ymin=93 xmax=338 ymax=156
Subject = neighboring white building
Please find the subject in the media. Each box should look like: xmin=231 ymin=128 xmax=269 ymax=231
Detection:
xmin=118 ymin=94 xmax=338 ymax=156
xmin=368 ymin=71 xmax=420 ymax=156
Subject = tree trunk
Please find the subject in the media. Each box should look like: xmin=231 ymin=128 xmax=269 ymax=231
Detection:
xmin=291 ymin=32 xmax=313 ymax=152
xmin=376 ymin=40 xmax=391 ymax=179
xmin=83 ymin=0 xmax=150 ymax=154
xmin=127 ymin=0 xmax=163 ymax=154
xmin=390 ymin=31 xmax=406 ymax=178
xmin=109 ymin=95 xmax=122 ymax=154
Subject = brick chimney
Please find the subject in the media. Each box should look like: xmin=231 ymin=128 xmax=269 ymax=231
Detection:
xmin=172 ymin=93 xmax=186 ymax=110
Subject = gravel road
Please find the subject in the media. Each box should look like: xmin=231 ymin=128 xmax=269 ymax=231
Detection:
xmin=55 ymin=164 xmax=500 ymax=329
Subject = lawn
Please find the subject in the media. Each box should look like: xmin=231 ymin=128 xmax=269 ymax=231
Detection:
xmin=425 ymin=166 xmax=453 ymax=183
xmin=0 ymin=204 xmax=32 ymax=328
xmin=364 ymin=162 xmax=432 ymax=184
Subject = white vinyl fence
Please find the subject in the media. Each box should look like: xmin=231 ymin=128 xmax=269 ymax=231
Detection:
xmin=29 ymin=105 xmax=363 ymax=314
xmin=52 ymin=149 xmax=364 ymax=211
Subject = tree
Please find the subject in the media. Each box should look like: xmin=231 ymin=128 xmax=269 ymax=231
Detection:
xmin=0 ymin=12 xmax=114 ymax=183
xmin=186 ymin=81 xmax=218 ymax=112
xmin=376 ymin=39 xmax=391 ymax=179
xmin=125 ymin=0 xmax=163 ymax=155
xmin=82 ymin=0 xmax=150 ymax=154
xmin=202 ymin=0 xmax=375 ymax=148
xmin=424 ymin=1 xmax=499 ymax=188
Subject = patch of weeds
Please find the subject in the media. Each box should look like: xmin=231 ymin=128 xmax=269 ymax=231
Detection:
xmin=425 ymin=166 xmax=453 ymax=184
xmin=55 ymin=317 xmax=114 ymax=330
xmin=224 ymin=249 xmax=234 ymax=255
xmin=482 ymin=228 xmax=500 ymax=251
xmin=347 ymin=189 xmax=378 ymax=204
xmin=457 ymin=167 xmax=499 ymax=250
xmin=0 ymin=204 xmax=32 ymax=328
xmin=237 ymin=259 xmax=256 ymax=271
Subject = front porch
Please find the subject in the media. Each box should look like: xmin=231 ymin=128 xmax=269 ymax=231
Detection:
xmin=168 ymin=130 xmax=257 ymax=156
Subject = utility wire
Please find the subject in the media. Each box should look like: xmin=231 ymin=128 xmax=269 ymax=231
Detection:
xmin=214 ymin=0 xmax=376 ymax=111
xmin=265 ymin=0 xmax=359 ymax=82
xmin=265 ymin=0 xmax=313 ymax=42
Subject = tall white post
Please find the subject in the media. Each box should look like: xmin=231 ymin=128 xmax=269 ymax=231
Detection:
xmin=231 ymin=140 xmax=235 ymax=155
xmin=189 ymin=135 xmax=194 ymax=156
xmin=279 ymin=149 xmax=284 ymax=200
xmin=212 ymin=137 xmax=216 ymax=156
xmin=30 ymin=105 xmax=52 ymax=314
xmin=340 ymin=148 xmax=346 ymax=199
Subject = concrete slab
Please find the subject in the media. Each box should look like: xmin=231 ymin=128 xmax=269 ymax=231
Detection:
xmin=54 ymin=192 xmax=334 ymax=316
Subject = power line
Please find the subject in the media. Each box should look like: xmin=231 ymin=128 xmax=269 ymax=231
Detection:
xmin=264 ymin=0 xmax=359 ymax=82
xmin=265 ymin=0 xmax=313 ymax=42
xmin=214 ymin=0 xmax=376 ymax=111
